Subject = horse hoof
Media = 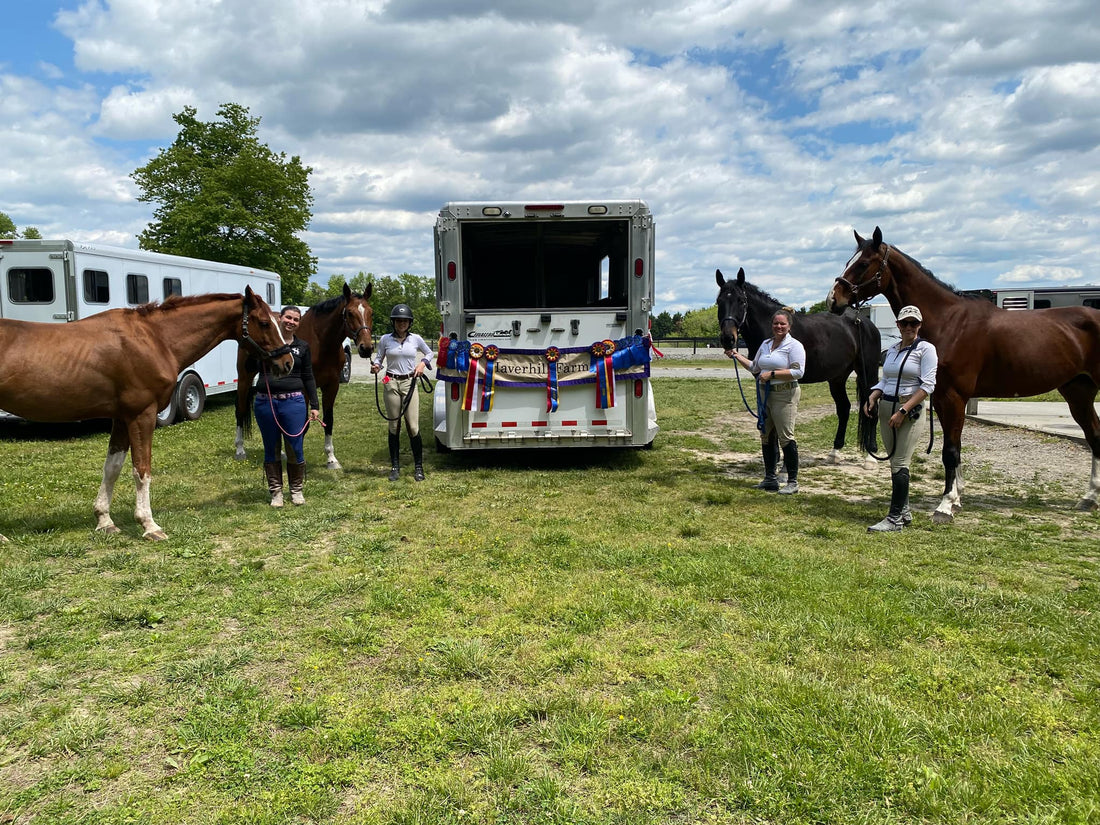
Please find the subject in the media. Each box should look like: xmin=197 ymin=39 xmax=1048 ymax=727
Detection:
xmin=143 ymin=530 xmax=168 ymax=541
xmin=0 ymin=534 xmax=8 ymax=543
xmin=326 ymin=460 xmax=342 ymax=470
xmin=1077 ymin=498 xmax=1099 ymax=512
xmin=932 ymin=510 xmax=954 ymax=525
xmin=234 ymin=451 xmax=247 ymax=461
xmin=96 ymin=524 xmax=121 ymax=535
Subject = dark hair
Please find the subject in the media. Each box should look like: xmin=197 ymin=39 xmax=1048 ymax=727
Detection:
xmin=281 ymin=305 xmax=302 ymax=317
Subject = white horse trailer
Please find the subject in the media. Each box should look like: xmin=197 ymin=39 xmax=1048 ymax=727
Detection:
xmin=0 ymin=239 xmax=281 ymax=424
xmin=433 ymin=200 xmax=659 ymax=450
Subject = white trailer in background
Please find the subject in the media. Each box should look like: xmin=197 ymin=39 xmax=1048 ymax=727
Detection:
xmin=433 ymin=200 xmax=658 ymax=450
xmin=0 ymin=239 xmax=281 ymax=424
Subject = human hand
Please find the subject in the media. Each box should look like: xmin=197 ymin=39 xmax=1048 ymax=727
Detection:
xmin=370 ymin=363 xmax=381 ymax=374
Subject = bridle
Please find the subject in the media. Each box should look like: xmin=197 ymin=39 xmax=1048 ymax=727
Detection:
xmin=342 ymin=305 xmax=373 ymax=347
xmin=240 ymin=297 xmax=293 ymax=360
xmin=834 ymin=242 xmax=890 ymax=309
xmin=718 ymin=286 xmax=749 ymax=344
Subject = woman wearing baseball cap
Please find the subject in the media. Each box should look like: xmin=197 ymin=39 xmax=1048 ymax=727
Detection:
xmin=863 ymin=305 xmax=938 ymax=531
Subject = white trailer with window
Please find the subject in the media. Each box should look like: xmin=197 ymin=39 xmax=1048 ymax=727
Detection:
xmin=433 ymin=200 xmax=658 ymax=450
xmin=0 ymin=239 xmax=281 ymax=424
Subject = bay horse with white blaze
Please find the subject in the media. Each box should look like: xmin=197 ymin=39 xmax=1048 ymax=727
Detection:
xmin=717 ymin=267 xmax=881 ymax=464
xmin=235 ymin=282 xmax=373 ymax=469
xmin=827 ymin=227 xmax=1100 ymax=520
xmin=0 ymin=289 xmax=293 ymax=541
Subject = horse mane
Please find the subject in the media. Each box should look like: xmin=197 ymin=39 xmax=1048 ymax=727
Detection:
xmin=130 ymin=293 xmax=241 ymax=317
xmin=310 ymin=294 xmax=346 ymax=316
xmin=891 ymin=247 xmax=985 ymax=301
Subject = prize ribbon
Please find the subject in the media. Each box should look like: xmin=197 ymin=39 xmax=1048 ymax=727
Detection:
xmin=591 ymin=339 xmax=617 ymax=409
xmin=480 ymin=345 xmax=499 ymax=411
xmin=545 ymin=346 xmax=560 ymax=412
xmin=462 ymin=342 xmax=484 ymax=411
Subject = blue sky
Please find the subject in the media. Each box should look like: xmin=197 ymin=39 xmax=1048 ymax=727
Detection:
xmin=2 ymin=0 xmax=1099 ymax=312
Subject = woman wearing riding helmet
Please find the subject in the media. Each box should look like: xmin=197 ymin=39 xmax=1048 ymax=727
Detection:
xmin=370 ymin=304 xmax=435 ymax=481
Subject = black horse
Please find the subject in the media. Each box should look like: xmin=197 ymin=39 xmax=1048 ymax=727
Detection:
xmin=716 ymin=267 xmax=880 ymax=464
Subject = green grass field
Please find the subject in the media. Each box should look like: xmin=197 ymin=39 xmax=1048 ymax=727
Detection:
xmin=1 ymin=381 xmax=1098 ymax=824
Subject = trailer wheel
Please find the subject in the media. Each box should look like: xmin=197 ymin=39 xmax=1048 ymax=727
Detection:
xmin=339 ymin=346 xmax=352 ymax=384
xmin=156 ymin=392 xmax=178 ymax=428
xmin=435 ymin=436 xmax=451 ymax=454
xmin=177 ymin=374 xmax=206 ymax=421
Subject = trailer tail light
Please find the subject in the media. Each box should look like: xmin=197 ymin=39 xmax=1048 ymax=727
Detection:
xmin=525 ymin=204 xmax=564 ymax=212
xmin=447 ymin=261 xmax=456 ymax=281
xmin=634 ymin=380 xmax=643 ymax=398
xmin=634 ymin=258 xmax=644 ymax=277
xmin=451 ymin=383 xmax=460 ymax=401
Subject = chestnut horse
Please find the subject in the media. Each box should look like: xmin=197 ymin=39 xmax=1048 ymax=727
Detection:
xmin=828 ymin=227 xmax=1100 ymax=520
xmin=234 ymin=282 xmax=373 ymax=469
xmin=0 ymin=289 xmax=293 ymax=541
xmin=717 ymin=267 xmax=881 ymax=465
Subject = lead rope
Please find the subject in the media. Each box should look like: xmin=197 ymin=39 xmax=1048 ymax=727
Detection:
xmin=374 ymin=371 xmax=433 ymax=433
xmin=261 ymin=369 xmax=311 ymax=439
xmin=865 ymin=339 xmax=938 ymax=462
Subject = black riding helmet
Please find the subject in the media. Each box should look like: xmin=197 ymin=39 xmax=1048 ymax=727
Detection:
xmin=390 ymin=304 xmax=413 ymax=322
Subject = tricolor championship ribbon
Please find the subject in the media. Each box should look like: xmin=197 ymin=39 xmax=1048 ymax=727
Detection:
xmin=479 ymin=345 xmax=499 ymax=411
xmin=591 ymin=339 xmax=617 ymax=409
xmin=462 ymin=342 xmax=485 ymax=411
xmin=545 ymin=346 xmax=561 ymax=412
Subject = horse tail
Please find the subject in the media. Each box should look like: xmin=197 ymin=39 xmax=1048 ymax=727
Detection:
xmin=855 ymin=317 xmax=881 ymax=454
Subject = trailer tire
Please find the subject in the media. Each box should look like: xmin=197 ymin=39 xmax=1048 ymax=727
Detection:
xmin=340 ymin=346 xmax=352 ymax=384
xmin=156 ymin=392 xmax=179 ymax=428
xmin=435 ymin=437 xmax=451 ymax=454
xmin=177 ymin=373 xmax=206 ymax=422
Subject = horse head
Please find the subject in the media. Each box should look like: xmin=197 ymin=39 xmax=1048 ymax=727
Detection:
xmin=715 ymin=267 xmax=749 ymax=351
xmin=827 ymin=226 xmax=891 ymax=314
xmin=241 ymin=286 xmax=294 ymax=376
xmin=341 ymin=282 xmax=374 ymax=358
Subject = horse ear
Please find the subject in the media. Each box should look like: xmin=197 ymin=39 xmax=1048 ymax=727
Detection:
xmin=872 ymin=226 xmax=883 ymax=247
xmin=715 ymin=269 xmax=725 ymax=287
xmin=245 ymin=285 xmax=255 ymax=301
xmin=736 ymin=267 xmax=745 ymax=285
xmin=343 ymin=282 xmax=352 ymax=300
xmin=853 ymin=229 xmax=864 ymax=246
xmin=365 ymin=282 xmax=373 ymax=299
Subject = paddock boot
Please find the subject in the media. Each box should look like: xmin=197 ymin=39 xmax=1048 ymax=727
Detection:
xmin=755 ymin=437 xmax=780 ymax=492
xmin=264 ymin=461 xmax=284 ymax=508
xmin=287 ymin=460 xmax=306 ymax=506
xmin=388 ymin=433 xmax=401 ymax=482
xmin=410 ymin=433 xmax=425 ymax=482
xmin=868 ymin=469 xmax=909 ymax=532
xmin=778 ymin=441 xmax=799 ymax=495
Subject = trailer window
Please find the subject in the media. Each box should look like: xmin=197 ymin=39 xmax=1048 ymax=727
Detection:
xmin=461 ymin=219 xmax=630 ymax=310
xmin=163 ymin=277 xmax=183 ymax=298
xmin=83 ymin=269 xmax=110 ymax=303
xmin=6 ymin=268 xmax=55 ymax=303
xmin=127 ymin=273 xmax=150 ymax=304
xmin=1085 ymin=299 xmax=1100 ymax=310
xmin=267 ymin=283 xmax=276 ymax=304
xmin=1033 ymin=299 xmax=1051 ymax=309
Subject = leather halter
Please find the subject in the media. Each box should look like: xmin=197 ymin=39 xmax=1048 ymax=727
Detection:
xmin=834 ymin=243 xmax=890 ymax=308
xmin=342 ymin=305 xmax=372 ymax=344
xmin=240 ymin=296 xmax=293 ymax=359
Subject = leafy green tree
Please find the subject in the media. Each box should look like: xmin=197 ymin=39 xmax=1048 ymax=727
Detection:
xmin=21 ymin=226 xmax=41 ymax=239
xmin=680 ymin=305 xmax=720 ymax=338
xmin=0 ymin=211 xmax=16 ymax=239
xmin=131 ymin=103 xmax=316 ymax=301
xmin=804 ymin=298 xmax=829 ymax=314
xmin=671 ymin=312 xmax=684 ymax=334
xmin=651 ymin=310 xmax=675 ymax=339
xmin=307 ymin=271 xmax=440 ymax=341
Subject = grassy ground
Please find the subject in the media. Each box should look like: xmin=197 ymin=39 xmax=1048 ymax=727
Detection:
xmin=1 ymin=382 xmax=1098 ymax=824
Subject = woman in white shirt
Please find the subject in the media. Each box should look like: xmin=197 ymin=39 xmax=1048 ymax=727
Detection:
xmin=863 ymin=305 xmax=938 ymax=531
xmin=370 ymin=304 xmax=435 ymax=481
xmin=730 ymin=308 xmax=807 ymax=494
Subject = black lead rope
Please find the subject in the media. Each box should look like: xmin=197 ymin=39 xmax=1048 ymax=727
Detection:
xmin=864 ymin=338 xmax=936 ymax=462
xmin=374 ymin=372 xmax=433 ymax=434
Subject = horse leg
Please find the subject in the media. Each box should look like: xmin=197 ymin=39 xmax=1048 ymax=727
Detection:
xmin=933 ymin=393 xmax=966 ymax=524
xmin=826 ymin=377 xmax=850 ymax=464
xmin=94 ymin=419 xmax=130 ymax=535
xmin=128 ymin=408 xmax=166 ymax=541
xmin=321 ymin=386 xmax=341 ymax=469
xmin=1057 ymin=377 xmax=1100 ymax=511
xmin=234 ymin=356 xmax=256 ymax=460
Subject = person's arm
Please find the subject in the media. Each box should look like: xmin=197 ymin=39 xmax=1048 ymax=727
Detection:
xmin=299 ymin=344 xmax=322 ymax=421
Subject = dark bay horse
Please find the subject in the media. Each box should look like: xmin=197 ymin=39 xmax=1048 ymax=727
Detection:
xmin=717 ymin=267 xmax=880 ymax=464
xmin=0 ymin=289 xmax=292 ymax=541
xmin=827 ymin=227 xmax=1100 ymax=520
xmin=234 ymin=282 xmax=373 ymax=469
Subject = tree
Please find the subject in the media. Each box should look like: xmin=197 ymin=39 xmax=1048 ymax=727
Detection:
xmin=651 ymin=310 xmax=675 ymax=339
xmin=0 ymin=211 xmax=16 ymax=239
xmin=804 ymin=298 xmax=829 ymax=314
xmin=680 ymin=305 xmax=721 ymax=338
xmin=131 ymin=103 xmax=316 ymax=301
xmin=306 ymin=271 xmax=441 ymax=341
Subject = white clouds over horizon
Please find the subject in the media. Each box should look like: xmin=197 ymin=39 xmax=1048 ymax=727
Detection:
xmin=1 ymin=0 xmax=1099 ymax=311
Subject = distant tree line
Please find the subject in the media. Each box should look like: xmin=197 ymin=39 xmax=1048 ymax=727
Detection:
xmin=0 ymin=211 xmax=41 ymax=239
xmin=302 ymin=271 xmax=440 ymax=343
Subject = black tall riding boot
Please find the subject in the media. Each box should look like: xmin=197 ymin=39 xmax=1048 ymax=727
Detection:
xmin=410 ymin=433 xmax=425 ymax=481
xmin=755 ymin=435 xmax=779 ymax=492
xmin=387 ymin=433 xmax=401 ymax=481
xmin=869 ymin=468 xmax=909 ymax=532
xmin=778 ymin=441 xmax=799 ymax=495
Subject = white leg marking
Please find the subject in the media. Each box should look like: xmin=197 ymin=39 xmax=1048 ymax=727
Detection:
xmin=1079 ymin=455 xmax=1100 ymax=511
xmin=94 ymin=450 xmax=127 ymax=533
xmin=827 ymin=448 xmax=841 ymax=465
xmin=133 ymin=471 xmax=165 ymax=540
xmin=324 ymin=434 xmax=341 ymax=470
xmin=234 ymin=425 xmax=247 ymax=460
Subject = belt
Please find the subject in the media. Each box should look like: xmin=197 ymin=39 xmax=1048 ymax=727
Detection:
xmin=387 ymin=372 xmax=414 ymax=380
xmin=770 ymin=381 xmax=799 ymax=391
xmin=881 ymin=393 xmax=912 ymax=403
xmin=257 ymin=391 xmax=303 ymax=400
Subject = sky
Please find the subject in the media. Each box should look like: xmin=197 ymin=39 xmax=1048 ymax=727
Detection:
xmin=2 ymin=0 xmax=1098 ymax=314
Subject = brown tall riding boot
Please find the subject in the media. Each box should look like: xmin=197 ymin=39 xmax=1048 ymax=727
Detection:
xmin=264 ymin=461 xmax=284 ymax=508
xmin=287 ymin=460 xmax=306 ymax=506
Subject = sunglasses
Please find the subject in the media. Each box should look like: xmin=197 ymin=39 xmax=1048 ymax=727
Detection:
xmin=897 ymin=318 xmax=921 ymax=327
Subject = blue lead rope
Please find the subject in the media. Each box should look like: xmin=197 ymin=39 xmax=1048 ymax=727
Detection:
xmin=756 ymin=380 xmax=770 ymax=433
